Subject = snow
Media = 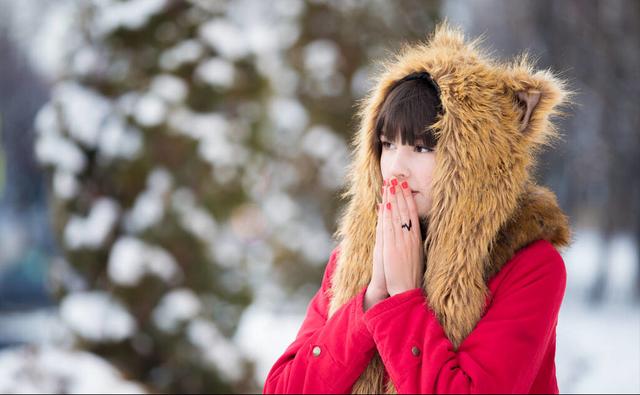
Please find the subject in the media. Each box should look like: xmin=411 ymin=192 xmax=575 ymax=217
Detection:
xmin=198 ymin=132 xmax=248 ymax=168
xmin=563 ymin=229 xmax=639 ymax=302
xmin=171 ymin=188 xmax=218 ymax=242
xmin=303 ymin=39 xmax=340 ymax=78
xmin=225 ymin=0 xmax=302 ymax=54
xmin=350 ymin=65 xmax=375 ymax=98
xmin=195 ymin=57 xmax=236 ymax=88
xmin=233 ymin=303 xmax=310 ymax=384
xmin=54 ymin=82 xmax=112 ymax=148
xmin=124 ymin=168 xmax=172 ymax=233
xmin=198 ymin=18 xmax=249 ymax=61
xmin=26 ymin=1 xmax=80 ymax=80
xmin=34 ymin=103 xmax=87 ymax=175
xmin=93 ymin=0 xmax=169 ymax=36
xmin=152 ymin=288 xmax=202 ymax=333
xmin=159 ymin=39 xmax=204 ymax=71
xmin=150 ymin=74 xmax=187 ymax=104
xmin=98 ymin=115 xmax=143 ymax=160
xmin=35 ymin=131 xmax=87 ymax=175
xmin=210 ymin=226 xmax=245 ymax=268
xmin=556 ymin=298 xmax=640 ymax=393
xmin=107 ymin=237 xmax=181 ymax=287
xmin=60 ymin=291 xmax=137 ymax=342
xmin=53 ymin=170 xmax=80 ymax=200
xmin=262 ymin=192 xmax=299 ymax=226
xmin=301 ymin=124 xmax=345 ymax=161
xmin=71 ymin=46 xmax=101 ymax=77
xmin=63 ymin=198 xmax=120 ymax=250
xmin=0 ymin=345 xmax=146 ymax=394
xmin=133 ymin=93 xmax=167 ymax=127
xmin=267 ymin=97 xmax=309 ymax=154
xmin=168 ymin=107 xmax=229 ymax=140
xmin=187 ymin=318 xmax=245 ymax=381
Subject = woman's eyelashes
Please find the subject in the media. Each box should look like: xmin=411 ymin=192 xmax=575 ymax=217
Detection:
xmin=381 ymin=141 xmax=433 ymax=153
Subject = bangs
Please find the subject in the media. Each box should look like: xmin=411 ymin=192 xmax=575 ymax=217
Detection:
xmin=373 ymin=73 xmax=442 ymax=153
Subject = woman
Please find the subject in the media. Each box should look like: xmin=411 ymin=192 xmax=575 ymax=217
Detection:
xmin=264 ymin=22 xmax=572 ymax=394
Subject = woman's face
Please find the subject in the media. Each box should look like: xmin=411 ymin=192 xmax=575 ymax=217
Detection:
xmin=380 ymin=134 xmax=436 ymax=219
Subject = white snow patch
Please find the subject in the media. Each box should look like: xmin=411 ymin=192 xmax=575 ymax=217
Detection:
xmin=35 ymin=132 xmax=87 ymax=174
xmin=60 ymin=291 xmax=137 ymax=342
xmin=54 ymin=82 xmax=112 ymax=148
xmin=195 ymin=57 xmax=236 ymax=88
xmin=94 ymin=0 xmax=168 ymax=35
xmin=150 ymin=74 xmax=187 ymax=104
xmin=108 ymin=237 xmax=180 ymax=287
xmin=198 ymin=19 xmax=249 ymax=60
xmin=234 ymin=303 xmax=304 ymax=384
xmin=262 ymin=192 xmax=299 ymax=226
xmin=171 ymin=188 xmax=219 ymax=243
xmin=168 ymin=107 xmax=229 ymax=140
xmin=303 ymin=39 xmax=340 ymax=78
xmin=187 ymin=318 xmax=244 ymax=381
xmin=133 ymin=93 xmax=167 ymax=127
xmin=0 ymin=345 xmax=145 ymax=394
xmin=64 ymin=198 xmax=120 ymax=250
xmin=53 ymin=170 xmax=80 ymax=200
xmin=159 ymin=39 xmax=204 ymax=70
xmin=99 ymin=115 xmax=143 ymax=160
xmin=301 ymin=124 xmax=344 ymax=161
xmin=124 ymin=168 xmax=172 ymax=233
xmin=152 ymin=288 xmax=202 ymax=333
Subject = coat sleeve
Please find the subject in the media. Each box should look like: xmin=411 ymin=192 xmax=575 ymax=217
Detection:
xmin=263 ymin=247 xmax=377 ymax=394
xmin=362 ymin=241 xmax=567 ymax=394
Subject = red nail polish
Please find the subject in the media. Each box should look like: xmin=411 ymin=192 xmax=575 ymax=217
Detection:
xmin=391 ymin=179 xmax=398 ymax=186
xmin=386 ymin=202 xmax=391 ymax=210
xmin=401 ymin=181 xmax=408 ymax=189
xmin=383 ymin=179 xmax=387 ymax=186
xmin=390 ymin=186 xmax=395 ymax=195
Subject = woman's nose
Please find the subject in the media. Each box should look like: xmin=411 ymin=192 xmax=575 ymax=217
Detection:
xmin=389 ymin=152 xmax=410 ymax=179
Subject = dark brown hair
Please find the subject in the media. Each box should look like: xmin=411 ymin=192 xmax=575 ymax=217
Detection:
xmin=373 ymin=71 xmax=443 ymax=157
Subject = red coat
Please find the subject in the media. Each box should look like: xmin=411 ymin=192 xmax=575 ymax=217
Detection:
xmin=263 ymin=239 xmax=566 ymax=394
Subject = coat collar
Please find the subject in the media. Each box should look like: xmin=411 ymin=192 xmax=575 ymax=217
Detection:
xmin=325 ymin=23 xmax=572 ymax=394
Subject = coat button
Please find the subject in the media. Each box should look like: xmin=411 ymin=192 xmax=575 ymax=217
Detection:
xmin=312 ymin=346 xmax=321 ymax=357
xmin=411 ymin=346 xmax=421 ymax=356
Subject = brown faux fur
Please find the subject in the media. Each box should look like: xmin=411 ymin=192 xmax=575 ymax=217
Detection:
xmin=327 ymin=23 xmax=573 ymax=394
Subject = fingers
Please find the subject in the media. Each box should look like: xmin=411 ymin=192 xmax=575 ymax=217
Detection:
xmin=400 ymin=180 xmax=420 ymax=242
xmin=376 ymin=194 xmax=384 ymax=250
xmin=388 ymin=179 xmax=404 ymax=244
xmin=383 ymin=182 xmax=395 ymax=249
xmin=394 ymin=180 xmax=413 ymax=242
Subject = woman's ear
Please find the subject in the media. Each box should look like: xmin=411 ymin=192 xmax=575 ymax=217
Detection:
xmin=516 ymin=90 xmax=541 ymax=133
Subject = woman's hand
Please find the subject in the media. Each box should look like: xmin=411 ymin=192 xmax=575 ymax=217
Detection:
xmin=382 ymin=178 xmax=425 ymax=296
xmin=364 ymin=186 xmax=389 ymax=311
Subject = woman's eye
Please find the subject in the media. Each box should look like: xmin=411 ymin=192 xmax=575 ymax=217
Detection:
xmin=416 ymin=145 xmax=433 ymax=153
xmin=381 ymin=142 xmax=392 ymax=149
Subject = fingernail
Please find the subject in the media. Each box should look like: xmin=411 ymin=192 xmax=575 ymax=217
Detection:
xmin=401 ymin=181 xmax=408 ymax=189
xmin=382 ymin=179 xmax=387 ymax=186
xmin=391 ymin=179 xmax=398 ymax=186
xmin=386 ymin=202 xmax=391 ymax=210
xmin=390 ymin=186 xmax=395 ymax=195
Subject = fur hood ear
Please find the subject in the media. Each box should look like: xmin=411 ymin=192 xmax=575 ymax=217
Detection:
xmin=328 ymin=22 xmax=572 ymax=387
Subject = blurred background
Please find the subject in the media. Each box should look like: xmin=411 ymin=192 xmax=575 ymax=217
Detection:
xmin=0 ymin=0 xmax=638 ymax=393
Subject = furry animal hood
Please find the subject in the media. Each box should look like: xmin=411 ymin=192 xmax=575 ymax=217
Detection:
xmin=327 ymin=23 xmax=573 ymax=393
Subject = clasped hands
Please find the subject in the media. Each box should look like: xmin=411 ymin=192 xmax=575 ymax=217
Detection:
xmin=364 ymin=178 xmax=425 ymax=311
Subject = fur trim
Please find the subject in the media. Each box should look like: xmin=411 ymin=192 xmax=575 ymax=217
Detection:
xmin=327 ymin=22 xmax=573 ymax=394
